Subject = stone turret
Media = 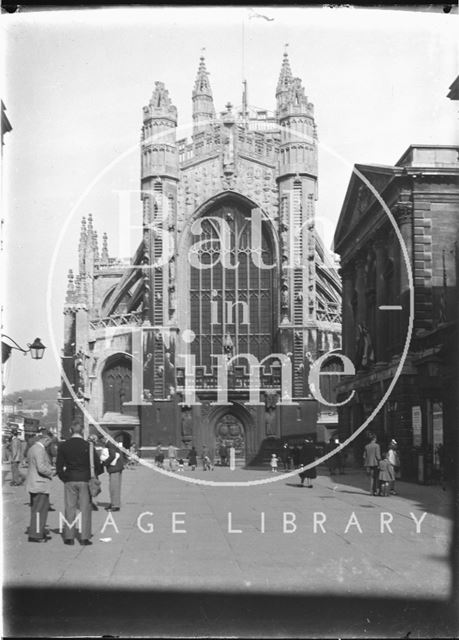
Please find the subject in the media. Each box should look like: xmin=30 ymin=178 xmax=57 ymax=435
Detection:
xmin=277 ymin=65 xmax=317 ymax=180
xmin=141 ymin=81 xmax=178 ymax=181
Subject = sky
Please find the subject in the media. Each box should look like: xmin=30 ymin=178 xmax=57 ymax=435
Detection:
xmin=1 ymin=6 xmax=458 ymax=395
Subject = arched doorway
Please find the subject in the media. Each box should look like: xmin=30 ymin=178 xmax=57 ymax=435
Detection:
xmin=102 ymin=356 xmax=132 ymax=415
xmin=214 ymin=413 xmax=246 ymax=465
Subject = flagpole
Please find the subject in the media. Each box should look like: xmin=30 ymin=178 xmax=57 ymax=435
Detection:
xmin=241 ymin=10 xmax=247 ymax=123
xmin=241 ymin=11 xmax=245 ymax=87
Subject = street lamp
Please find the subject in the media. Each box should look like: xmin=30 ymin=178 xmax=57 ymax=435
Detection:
xmin=1 ymin=335 xmax=46 ymax=363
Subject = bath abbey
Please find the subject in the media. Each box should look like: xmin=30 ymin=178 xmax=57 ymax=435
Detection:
xmin=61 ymin=53 xmax=342 ymax=463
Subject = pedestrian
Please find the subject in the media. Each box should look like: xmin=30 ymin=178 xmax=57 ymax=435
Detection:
xmin=436 ymin=443 xmax=446 ymax=490
xmin=56 ymin=419 xmax=103 ymax=545
xmin=25 ymin=428 xmax=57 ymax=495
xmin=2 ymin=435 xmax=11 ymax=463
xmin=87 ymin=435 xmax=102 ymax=511
xmin=378 ymin=451 xmax=395 ymax=497
xmin=154 ymin=442 xmax=163 ymax=467
xmin=326 ymin=437 xmax=339 ymax=476
xmin=187 ymin=446 xmax=197 ymax=471
xmin=167 ymin=442 xmax=178 ymax=471
xmin=47 ymin=432 xmax=59 ymax=466
xmin=25 ymin=431 xmax=55 ymax=542
xmin=387 ymin=439 xmax=400 ymax=495
xmin=104 ymin=437 xmax=126 ymax=512
xmin=10 ymin=427 xmax=24 ymax=486
xmin=270 ymin=453 xmax=278 ymax=472
xmin=202 ymin=447 xmax=213 ymax=471
xmin=127 ymin=442 xmax=138 ymax=469
xmin=279 ymin=442 xmax=291 ymax=471
xmin=335 ymin=438 xmax=346 ymax=474
xmin=363 ymin=433 xmax=382 ymax=496
xmin=291 ymin=444 xmax=300 ymax=468
xmin=298 ymin=438 xmax=317 ymax=488
xmin=218 ymin=443 xmax=228 ymax=466
xmin=177 ymin=458 xmax=185 ymax=472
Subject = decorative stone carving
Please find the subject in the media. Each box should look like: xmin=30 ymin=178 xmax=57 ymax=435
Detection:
xmin=281 ymin=279 xmax=290 ymax=321
xmin=181 ymin=407 xmax=193 ymax=438
xmin=356 ymin=185 xmax=372 ymax=217
xmin=264 ymin=391 xmax=278 ymax=436
xmin=200 ymin=401 xmax=212 ymax=420
xmin=393 ymin=202 xmax=413 ymax=226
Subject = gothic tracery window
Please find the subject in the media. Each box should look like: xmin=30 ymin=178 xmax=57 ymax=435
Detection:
xmin=189 ymin=203 xmax=276 ymax=370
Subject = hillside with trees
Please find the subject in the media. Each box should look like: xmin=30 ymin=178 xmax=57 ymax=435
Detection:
xmin=3 ymin=386 xmax=60 ymax=428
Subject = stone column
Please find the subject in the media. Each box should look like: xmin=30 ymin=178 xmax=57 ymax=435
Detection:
xmin=339 ymin=261 xmax=355 ymax=360
xmin=374 ymin=235 xmax=386 ymax=363
xmin=393 ymin=201 xmax=413 ymax=346
xmin=354 ymin=249 xmax=367 ymax=326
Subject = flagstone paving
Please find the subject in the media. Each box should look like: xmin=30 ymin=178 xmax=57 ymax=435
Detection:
xmin=2 ymin=461 xmax=457 ymax=637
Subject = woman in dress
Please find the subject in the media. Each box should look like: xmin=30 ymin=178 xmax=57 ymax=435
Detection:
xmin=187 ymin=446 xmax=197 ymax=471
xmin=298 ymin=438 xmax=317 ymax=488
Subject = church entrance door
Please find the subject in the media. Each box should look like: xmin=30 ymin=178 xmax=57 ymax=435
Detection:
xmin=214 ymin=414 xmax=245 ymax=466
xmin=102 ymin=358 xmax=132 ymax=415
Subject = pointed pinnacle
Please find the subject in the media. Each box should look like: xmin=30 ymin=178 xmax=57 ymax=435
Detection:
xmin=194 ymin=54 xmax=212 ymax=96
xmin=277 ymin=48 xmax=293 ymax=95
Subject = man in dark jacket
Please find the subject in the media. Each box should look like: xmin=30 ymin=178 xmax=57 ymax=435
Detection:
xmin=56 ymin=419 xmax=103 ymax=546
xmin=279 ymin=442 xmax=291 ymax=471
xmin=104 ymin=437 xmax=125 ymax=512
xmin=363 ymin=434 xmax=381 ymax=495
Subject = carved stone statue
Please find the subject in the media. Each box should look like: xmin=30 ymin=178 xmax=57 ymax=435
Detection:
xmin=355 ymin=323 xmax=375 ymax=369
xmin=164 ymin=351 xmax=176 ymax=396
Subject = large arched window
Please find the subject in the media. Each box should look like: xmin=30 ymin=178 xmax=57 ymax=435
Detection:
xmin=189 ymin=200 xmax=276 ymax=370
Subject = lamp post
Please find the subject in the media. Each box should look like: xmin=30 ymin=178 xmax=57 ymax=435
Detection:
xmin=1 ymin=335 xmax=46 ymax=363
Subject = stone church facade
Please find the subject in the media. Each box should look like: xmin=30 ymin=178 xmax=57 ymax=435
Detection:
xmin=61 ymin=53 xmax=341 ymax=463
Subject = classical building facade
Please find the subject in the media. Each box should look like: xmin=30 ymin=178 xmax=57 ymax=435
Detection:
xmin=334 ymin=145 xmax=459 ymax=481
xmin=61 ymin=54 xmax=341 ymax=462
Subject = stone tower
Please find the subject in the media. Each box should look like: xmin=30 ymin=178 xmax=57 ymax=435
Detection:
xmin=276 ymin=52 xmax=320 ymax=397
xmin=140 ymin=81 xmax=180 ymax=397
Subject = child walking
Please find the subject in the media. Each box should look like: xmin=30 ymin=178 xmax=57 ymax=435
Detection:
xmin=203 ymin=454 xmax=213 ymax=471
xmin=270 ymin=453 xmax=278 ymax=473
xmin=378 ymin=451 xmax=395 ymax=496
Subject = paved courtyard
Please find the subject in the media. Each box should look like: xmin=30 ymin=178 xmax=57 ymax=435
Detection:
xmin=2 ymin=460 xmax=457 ymax=637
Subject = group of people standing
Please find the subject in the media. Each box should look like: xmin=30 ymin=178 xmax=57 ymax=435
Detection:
xmin=153 ymin=443 xmax=236 ymax=472
xmin=19 ymin=419 xmax=128 ymax=545
xmin=272 ymin=439 xmax=319 ymax=487
xmin=363 ymin=434 xmax=400 ymax=496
